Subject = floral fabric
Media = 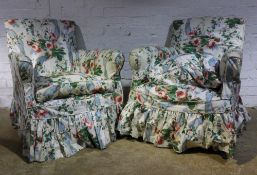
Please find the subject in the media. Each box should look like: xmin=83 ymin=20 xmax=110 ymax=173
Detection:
xmin=169 ymin=17 xmax=245 ymax=60
xmin=133 ymin=83 xmax=231 ymax=114
xmin=168 ymin=17 xmax=245 ymax=89
xmin=5 ymin=19 xmax=124 ymax=162
xmin=118 ymin=17 xmax=250 ymax=157
xmin=35 ymin=73 xmax=122 ymax=103
xmin=5 ymin=19 xmax=77 ymax=76
xmin=78 ymin=49 xmax=125 ymax=80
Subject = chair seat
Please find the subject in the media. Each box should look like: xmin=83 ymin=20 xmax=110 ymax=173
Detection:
xmin=134 ymin=82 xmax=231 ymax=114
xmin=36 ymin=73 xmax=117 ymax=102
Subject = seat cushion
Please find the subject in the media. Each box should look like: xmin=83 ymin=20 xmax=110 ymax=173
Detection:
xmin=36 ymin=73 xmax=117 ymax=102
xmin=133 ymin=82 xmax=231 ymax=114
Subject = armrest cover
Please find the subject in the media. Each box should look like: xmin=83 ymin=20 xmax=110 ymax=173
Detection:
xmin=9 ymin=53 xmax=35 ymax=122
xmin=79 ymin=49 xmax=124 ymax=80
xmin=220 ymin=49 xmax=242 ymax=83
xmin=220 ymin=49 xmax=243 ymax=100
xmin=9 ymin=52 xmax=35 ymax=117
xmin=9 ymin=52 xmax=33 ymax=83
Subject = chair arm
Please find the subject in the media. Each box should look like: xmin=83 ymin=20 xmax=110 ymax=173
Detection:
xmin=9 ymin=52 xmax=35 ymax=111
xmin=9 ymin=52 xmax=33 ymax=83
xmin=220 ymin=49 xmax=242 ymax=83
xmin=79 ymin=49 xmax=125 ymax=80
xmin=219 ymin=49 xmax=243 ymax=100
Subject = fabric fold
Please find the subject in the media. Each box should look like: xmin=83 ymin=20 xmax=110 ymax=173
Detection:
xmin=118 ymin=100 xmax=249 ymax=156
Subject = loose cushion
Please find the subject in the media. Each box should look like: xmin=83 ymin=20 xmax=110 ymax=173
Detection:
xmin=36 ymin=73 xmax=117 ymax=102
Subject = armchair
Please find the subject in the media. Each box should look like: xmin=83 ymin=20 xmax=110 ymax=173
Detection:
xmin=117 ymin=17 xmax=250 ymax=157
xmin=5 ymin=19 xmax=124 ymax=162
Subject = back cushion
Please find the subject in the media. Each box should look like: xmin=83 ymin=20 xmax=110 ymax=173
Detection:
xmin=5 ymin=19 xmax=77 ymax=77
xmin=79 ymin=49 xmax=124 ymax=80
xmin=169 ymin=17 xmax=245 ymax=60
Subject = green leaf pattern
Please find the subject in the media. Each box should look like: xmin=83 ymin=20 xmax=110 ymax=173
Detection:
xmin=118 ymin=17 xmax=249 ymax=157
xmin=5 ymin=19 xmax=124 ymax=162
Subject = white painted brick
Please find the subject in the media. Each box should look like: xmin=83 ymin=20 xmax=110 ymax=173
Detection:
xmin=61 ymin=7 xmax=103 ymax=18
xmin=0 ymin=96 xmax=12 ymax=107
xmin=103 ymin=7 xmax=157 ymax=17
xmin=0 ymin=88 xmax=12 ymax=96
xmin=0 ymin=63 xmax=11 ymax=72
xmin=0 ymin=80 xmax=7 ymax=88
xmin=240 ymin=86 xmax=257 ymax=96
xmin=0 ymin=0 xmax=35 ymax=9
xmin=52 ymin=0 xmax=86 ymax=9
xmin=35 ymin=0 xmax=50 ymax=9
xmin=121 ymin=69 xmax=132 ymax=80
xmin=0 ymin=52 xmax=9 ymax=60
xmin=241 ymin=96 xmax=257 ymax=107
xmin=241 ymin=78 xmax=257 ymax=87
xmin=6 ymin=80 xmax=13 ymax=88
xmin=104 ymin=6 xmax=257 ymax=18
xmin=0 ymin=23 xmax=6 ymax=37
xmin=0 ymin=9 xmax=50 ymax=19
xmin=122 ymin=62 xmax=131 ymax=71
xmin=0 ymin=72 xmax=12 ymax=81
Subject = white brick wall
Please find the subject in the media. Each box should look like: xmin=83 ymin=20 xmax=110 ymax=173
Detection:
xmin=0 ymin=0 xmax=257 ymax=107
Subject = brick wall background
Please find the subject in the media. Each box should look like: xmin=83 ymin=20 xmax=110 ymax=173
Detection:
xmin=0 ymin=0 xmax=257 ymax=107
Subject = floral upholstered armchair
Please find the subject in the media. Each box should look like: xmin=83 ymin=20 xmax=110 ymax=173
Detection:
xmin=118 ymin=17 xmax=250 ymax=157
xmin=5 ymin=19 xmax=124 ymax=162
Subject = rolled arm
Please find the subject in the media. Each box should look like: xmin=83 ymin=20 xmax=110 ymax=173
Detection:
xmin=9 ymin=52 xmax=35 ymax=103
xmin=78 ymin=49 xmax=125 ymax=80
xmin=220 ymin=49 xmax=242 ymax=83
xmin=9 ymin=52 xmax=33 ymax=83
xmin=220 ymin=49 xmax=243 ymax=101
xmin=9 ymin=52 xmax=35 ymax=129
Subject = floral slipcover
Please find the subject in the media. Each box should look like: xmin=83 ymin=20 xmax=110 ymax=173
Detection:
xmin=5 ymin=19 xmax=124 ymax=162
xmin=117 ymin=17 xmax=250 ymax=157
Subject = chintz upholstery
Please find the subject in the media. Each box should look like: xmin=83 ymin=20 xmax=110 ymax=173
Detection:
xmin=5 ymin=19 xmax=124 ymax=162
xmin=117 ymin=17 xmax=250 ymax=156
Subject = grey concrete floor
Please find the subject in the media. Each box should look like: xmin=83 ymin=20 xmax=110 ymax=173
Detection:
xmin=0 ymin=107 xmax=257 ymax=175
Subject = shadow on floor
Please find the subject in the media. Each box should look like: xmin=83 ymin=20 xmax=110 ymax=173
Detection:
xmin=0 ymin=108 xmax=28 ymax=163
xmin=123 ymin=86 xmax=130 ymax=104
xmin=233 ymin=107 xmax=257 ymax=165
xmin=0 ymin=137 xmax=26 ymax=161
